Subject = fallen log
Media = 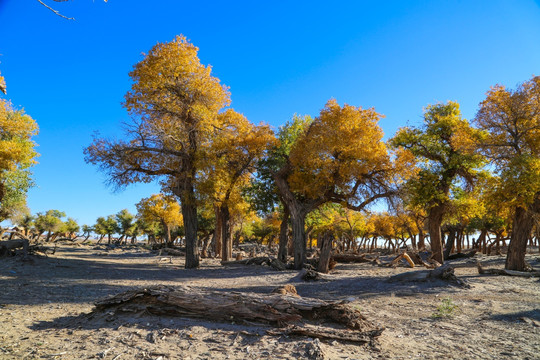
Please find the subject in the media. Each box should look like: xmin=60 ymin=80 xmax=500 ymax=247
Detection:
xmin=331 ymin=254 xmax=371 ymax=263
xmin=92 ymin=285 xmax=383 ymax=343
xmin=268 ymin=324 xmax=383 ymax=343
xmin=387 ymin=263 xmax=470 ymax=288
xmin=159 ymin=248 xmax=185 ymax=257
xmin=221 ymin=256 xmax=286 ymax=271
xmin=0 ymin=238 xmax=29 ymax=257
xmin=477 ymin=262 xmax=540 ymax=277
xmin=446 ymin=250 xmax=477 ymax=261
xmin=295 ymin=268 xmax=335 ymax=282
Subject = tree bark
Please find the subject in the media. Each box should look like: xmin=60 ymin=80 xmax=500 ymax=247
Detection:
xmin=220 ymin=205 xmax=232 ymax=262
xmin=416 ymin=219 xmax=425 ymax=250
xmin=427 ymin=205 xmax=445 ymax=264
xmin=506 ymin=194 xmax=540 ymax=270
xmin=93 ymin=285 xmax=383 ymax=343
xmin=162 ymin=221 xmax=171 ymax=247
xmin=181 ymin=198 xmax=199 ymax=269
xmin=443 ymin=227 xmax=456 ymax=260
xmin=317 ymin=232 xmax=333 ymax=273
xmin=290 ymin=209 xmax=307 ymax=269
xmin=213 ymin=206 xmax=222 ymax=258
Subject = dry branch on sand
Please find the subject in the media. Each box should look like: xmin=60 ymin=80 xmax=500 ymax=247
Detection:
xmin=221 ymin=256 xmax=287 ymax=271
xmin=331 ymin=254 xmax=377 ymax=264
xmin=387 ymin=263 xmax=471 ymax=288
xmin=92 ymin=285 xmax=383 ymax=343
xmin=477 ymin=262 xmax=540 ymax=277
xmin=159 ymin=248 xmax=185 ymax=257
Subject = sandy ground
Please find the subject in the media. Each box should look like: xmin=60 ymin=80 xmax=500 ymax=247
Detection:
xmin=0 ymin=243 xmax=539 ymax=360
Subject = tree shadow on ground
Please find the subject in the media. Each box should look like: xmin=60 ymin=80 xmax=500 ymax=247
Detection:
xmin=489 ymin=309 xmax=540 ymax=323
xmin=0 ymin=248 xmax=290 ymax=306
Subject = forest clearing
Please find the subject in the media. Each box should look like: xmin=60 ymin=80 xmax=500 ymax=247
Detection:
xmin=2 ymin=2 xmax=540 ymax=360
xmin=0 ymin=242 xmax=539 ymax=360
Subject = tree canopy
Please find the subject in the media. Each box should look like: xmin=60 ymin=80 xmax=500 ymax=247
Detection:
xmin=391 ymin=101 xmax=485 ymax=263
xmin=85 ymin=35 xmax=231 ymax=268
xmin=0 ymin=100 xmax=39 ymax=221
xmin=475 ymin=75 xmax=540 ymax=270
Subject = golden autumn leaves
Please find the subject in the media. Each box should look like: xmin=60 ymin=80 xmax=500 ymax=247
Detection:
xmin=0 ymin=99 xmax=39 ymax=220
xmin=84 ymin=34 xmax=540 ymax=270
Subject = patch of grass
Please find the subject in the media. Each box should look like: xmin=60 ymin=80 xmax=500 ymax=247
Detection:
xmin=431 ymin=297 xmax=459 ymax=319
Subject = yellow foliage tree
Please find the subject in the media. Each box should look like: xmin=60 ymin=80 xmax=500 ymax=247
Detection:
xmin=274 ymin=99 xmax=397 ymax=268
xmin=198 ymin=109 xmax=275 ymax=261
xmin=136 ymin=194 xmax=183 ymax=246
xmin=475 ymin=75 xmax=540 ymax=270
xmin=391 ymin=102 xmax=485 ymax=263
xmin=0 ymin=100 xmax=39 ymax=221
xmin=85 ymin=35 xmax=230 ymax=268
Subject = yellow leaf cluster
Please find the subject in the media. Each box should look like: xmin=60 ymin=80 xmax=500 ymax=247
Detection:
xmin=288 ymin=99 xmax=388 ymax=197
xmin=136 ymin=193 xmax=183 ymax=228
xmin=0 ymin=100 xmax=39 ymax=173
xmin=124 ymin=35 xmax=230 ymax=157
xmin=198 ymin=109 xmax=275 ymax=208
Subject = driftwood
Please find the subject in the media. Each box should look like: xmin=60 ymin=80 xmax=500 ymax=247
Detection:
xmin=92 ymin=285 xmax=383 ymax=343
xmin=0 ymin=238 xmax=29 ymax=258
xmin=331 ymin=254 xmax=372 ymax=263
xmin=389 ymin=253 xmax=415 ymax=268
xmin=221 ymin=256 xmax=287 ymax=271
xmin=28 ymin=243 xmax=57 ymax=256
xmin=159 ymin=248 xmax=185 ymax=257
xmin=295 ymin=268 xmax=335 ymax=282
xmin=387 ymin=263 xmax=471 ymax=288
xmin=477 ymin=262 xmax=540 ymax=277
xmin=53 ymin=237 xmax=78 ymax=243
xmin=446 ymin=250 xmax=477 ymax=261
xmin=271 ymin=284 xmax=300 ymax=296
xmin=268 ymin=324 xmax=383 ymax=343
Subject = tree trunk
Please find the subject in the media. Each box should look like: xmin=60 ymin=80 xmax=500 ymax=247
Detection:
xmin=201 ymin=234 xmax=211 ymax=258
xmin=273 ymin=170 xmax=319 ymax=270
xmin=214 ymin=206 xmax=222 ymax=257
xmin=506 ymin=195 xmax=540 ymax=270
xmin=443 ymin=228 xmax=456 ymax=260
xmin=221 ymin=205 xmax=232 ymax=262
xmin=181 ymin=200 xmax=199 ymax=269
xmin=161 ymin=221 xmax=171 ymax=247
xmin=291 ymin=210 xmax=307 ymax=269
xmin=317 ymin=232 xmax=334 ymax=274
xmin=427 ymin=205 xmax=445 ymax=264
xmin=416 ymin=219 xmax=425 ymax=250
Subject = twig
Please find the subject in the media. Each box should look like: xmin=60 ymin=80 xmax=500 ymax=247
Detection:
xmin=43 ymin=352 xmax=67 ymax=358
xmin=36 ymin=0 xmax=75 ymax=20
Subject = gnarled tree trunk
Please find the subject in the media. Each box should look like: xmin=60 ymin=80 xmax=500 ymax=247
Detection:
xmin=427 ymin=204 xmax=445 ymax=264
xmin=506 ymin=194 xmax=540 ymax=270
xmin=278 ymin=206 xmax=289 ymax=263
xmin=220 ymin=205 xmax=232 ymax=262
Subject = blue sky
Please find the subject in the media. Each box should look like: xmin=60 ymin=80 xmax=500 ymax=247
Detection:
xmin=1 ymin=0 xmax=540 ymax=226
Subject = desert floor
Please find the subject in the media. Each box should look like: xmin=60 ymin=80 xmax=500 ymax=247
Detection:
xmin=0 ymin=243 xmax=539 ymax=359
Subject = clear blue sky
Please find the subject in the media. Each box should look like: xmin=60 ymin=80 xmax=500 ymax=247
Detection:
xmin=1 ymin=0 xmax=540 ymax=226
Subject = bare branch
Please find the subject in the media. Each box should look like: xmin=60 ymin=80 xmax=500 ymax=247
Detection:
xmin=36 ymin=0 xmax=75 ymax=20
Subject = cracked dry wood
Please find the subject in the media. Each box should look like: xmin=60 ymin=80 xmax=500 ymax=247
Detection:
xmin=92 ymin=285 xmax=383 ymax=343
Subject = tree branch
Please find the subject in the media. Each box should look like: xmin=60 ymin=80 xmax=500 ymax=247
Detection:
xmin=36 ymin=0 xmax=75 ymax=20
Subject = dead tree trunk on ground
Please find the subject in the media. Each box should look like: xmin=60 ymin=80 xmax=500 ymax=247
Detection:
xmin=93 ymin=285 xmax=383 ymax=343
